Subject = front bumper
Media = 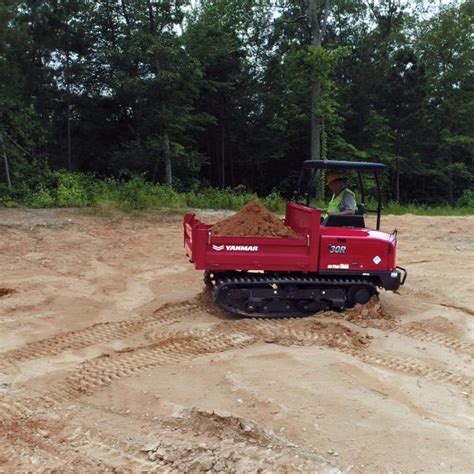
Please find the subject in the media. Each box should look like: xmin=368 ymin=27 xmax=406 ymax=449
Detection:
xmin=378 ymin=266 xmax=407 ymax=291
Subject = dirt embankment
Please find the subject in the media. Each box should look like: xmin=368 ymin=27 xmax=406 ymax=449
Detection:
xmin=0 ymin=208 xmax=472 ymax=473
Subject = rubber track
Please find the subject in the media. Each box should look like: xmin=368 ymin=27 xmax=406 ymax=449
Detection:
xmin=214 ymin=274 xmax=376 ymax=318
xmin=0 ymin=301 xmax=200 ymax=364
xmin=394 ymin=326 xmax=474 ymax=356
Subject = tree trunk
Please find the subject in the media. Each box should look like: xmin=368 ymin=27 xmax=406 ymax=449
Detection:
xmin=105 ymin=0 xmax=116 ymax=48
xmin=311 ymin=79 xmax=321 ymax=162
xmin=229 ymin=136 xmax=235 ymax=188
xmin=321 ymin=117 xmax=327 ymax=160
xmin=147 ymin=0 xmax=155 ymax=33
xmin=121 ymin=0 xmax=130 ymax=26
xmin=207 ymin=129 xmax=212 ymax=184
xmin=308 ymin=0 xmax=329 ymax=198
xmin=152 ymin=151 xmax=160 ymax=184
xmin=309 ymin=0 xmax=322 ymax=163
xmin=221 ymin=100 xmax=225 ymax=188
xmin=163 ymin=129 xmax=172 ymax=187
xmin=66 ymin=48 xmax=72 ymax=171
xmin=447 ymin=152 xmax=453 ymax=204
xmin=1 ymin=132 xmax=12 ymax=190
xmin=395 ymin=156 xmax=400 ymax=203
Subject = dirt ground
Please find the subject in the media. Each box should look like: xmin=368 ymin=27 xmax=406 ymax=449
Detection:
xmin=0 ymin=208 xmax=472 ymax=473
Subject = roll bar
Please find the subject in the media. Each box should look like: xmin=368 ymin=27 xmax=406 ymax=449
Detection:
xmin=296 ymin=160 xmax=386 ymax=230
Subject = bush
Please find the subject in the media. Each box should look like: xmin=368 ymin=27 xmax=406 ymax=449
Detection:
xmin=457 ymin=189 xmax=474 ymax=208
xmin=1 ymin=167 xmax=473 ymax=216
xmin=56 ymin=172 xmax=89 ymax=207
xmin=261 ymin=192 xmax=286 ymax=213
xmin=27 ymin=187 xmax=55 ymax=208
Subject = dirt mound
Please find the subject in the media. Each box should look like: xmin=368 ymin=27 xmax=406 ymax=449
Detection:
xmin=141 ymin=409 xmax=332 ymax=472
xmin=211 ymin=200 xmax=299 ymax=237
xmin=343 ymin=296 xmax=396 ymax=330
xmin=195 ymin=289 xmax=222 ymax=314
xmin=258 ymin=319 xmax=371 ymax=350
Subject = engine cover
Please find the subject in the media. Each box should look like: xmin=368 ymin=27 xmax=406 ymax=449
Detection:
xmin=319 ymin=227 xmax=396 ymax=273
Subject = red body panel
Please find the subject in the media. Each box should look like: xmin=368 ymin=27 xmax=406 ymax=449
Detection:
xmin=183 ymin=203 xmax=396 ymax=273
xmin=319 ymin=227 xmax=397 ymax=272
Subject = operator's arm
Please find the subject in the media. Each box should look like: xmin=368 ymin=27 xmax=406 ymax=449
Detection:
xmin=329 ymin=208 xmax=356 ymax=216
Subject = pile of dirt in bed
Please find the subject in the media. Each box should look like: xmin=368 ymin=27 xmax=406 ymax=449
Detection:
xmin=211 ymin=200 xmax=299 ymax=237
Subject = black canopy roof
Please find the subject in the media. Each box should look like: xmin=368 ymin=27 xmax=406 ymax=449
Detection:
xmin=302 ymin=160 xmax=386 ymax=171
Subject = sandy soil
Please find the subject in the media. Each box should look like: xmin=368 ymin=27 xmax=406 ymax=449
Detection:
xmin=0 ymin=208 xmax=472 ymax=473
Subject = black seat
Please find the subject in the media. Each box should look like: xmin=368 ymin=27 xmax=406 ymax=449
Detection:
xmin=324 ymin=214 xmax=366 ymax=228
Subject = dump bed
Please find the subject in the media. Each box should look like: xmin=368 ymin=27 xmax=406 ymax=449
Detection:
xmin=183 ymin=203 xmax=321 ymax=272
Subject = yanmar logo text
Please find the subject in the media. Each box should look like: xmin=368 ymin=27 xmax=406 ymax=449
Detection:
xmin=212 ymin=244 xmax=259 ymax=252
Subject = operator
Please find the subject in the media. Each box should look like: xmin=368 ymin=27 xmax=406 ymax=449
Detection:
xmin=322 ymin=172 xmax=357 ymax=222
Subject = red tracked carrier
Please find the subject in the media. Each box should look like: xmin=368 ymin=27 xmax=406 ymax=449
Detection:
xmin=183 ymin=202 xmax=406 ymax=318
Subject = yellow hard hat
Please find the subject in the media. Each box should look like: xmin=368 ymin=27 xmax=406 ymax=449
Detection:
xmin=326 ymin=172 xmax=343 ymax=184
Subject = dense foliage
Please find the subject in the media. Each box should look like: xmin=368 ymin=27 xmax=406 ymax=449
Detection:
xmin=0 ymin=0 xmax=472 ymax=206
xmin=3 ymin=167 xmax=473 ymax=216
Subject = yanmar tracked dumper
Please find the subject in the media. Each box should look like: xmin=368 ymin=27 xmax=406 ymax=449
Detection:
xmin=184 ymin=160 xmax=406 ymax=318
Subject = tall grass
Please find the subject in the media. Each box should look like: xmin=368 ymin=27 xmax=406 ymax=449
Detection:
xmin=383 ymin=201 xmax=474 ymax=216
xmin=0 ymin=172 xmax=286 ymax=213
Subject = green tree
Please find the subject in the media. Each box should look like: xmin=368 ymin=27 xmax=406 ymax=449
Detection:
xmin=415 ymin=2 xmax=473 ymax=203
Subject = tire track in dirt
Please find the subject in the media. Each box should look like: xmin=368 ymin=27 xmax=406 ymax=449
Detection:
xmin=67 ymin=432 xmax=158 ymax=471
xmin=348 ymin=350 xmax=474 ymax=389
xmin=0 ymin=301 xmax=201 ymax=365
xmin=263 ymin=328 xmax=473 ymax=389
xmin=210 ymin=318 xmax=474 ymax=390
xmin=0 ymin=416 xmax=108 ymax=471
xmin=21 ymin=331 xmax=258 ymax=409
xmin=0 ymin=332 xmax=259 ymax=469
xmin=439 ymin=303 xmax=474 ymax=317
xmin=393 ymin=326 xmax=474 ymax=355
xmin=0 ymin=435 xmax=63 ymax=471
xmin=2 ymin=298 xmax=471 ymax=421
xmin=223 ymin=317 xmax=371 ymax=350
xmin=253 ymin=322 xmax=473 ymax=389
xmin=2 ymin=376 xmax=334 ymax=473
xmin=0 ymin=394 xmax=156 ymax=471
xmin=0 ymin=397 xmax=32 ymax=419
xmin=77 ymin=409 xmax=335 ymax=473
xmin=313 ymin=297 xmax=473 ymax=356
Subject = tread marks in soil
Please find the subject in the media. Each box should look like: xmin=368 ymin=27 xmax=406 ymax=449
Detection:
xmin=221 ymin=318 xmax=474 ymax=390
xmin=393 ymin=326 xmax=474 ymax=356
xmin=24 ymin=331 xmax=258 ymax=405
xmin=338 ymin=348 xmax=473 ymax=389
xmin=0 ymin=301 xmax=201 ymax=365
